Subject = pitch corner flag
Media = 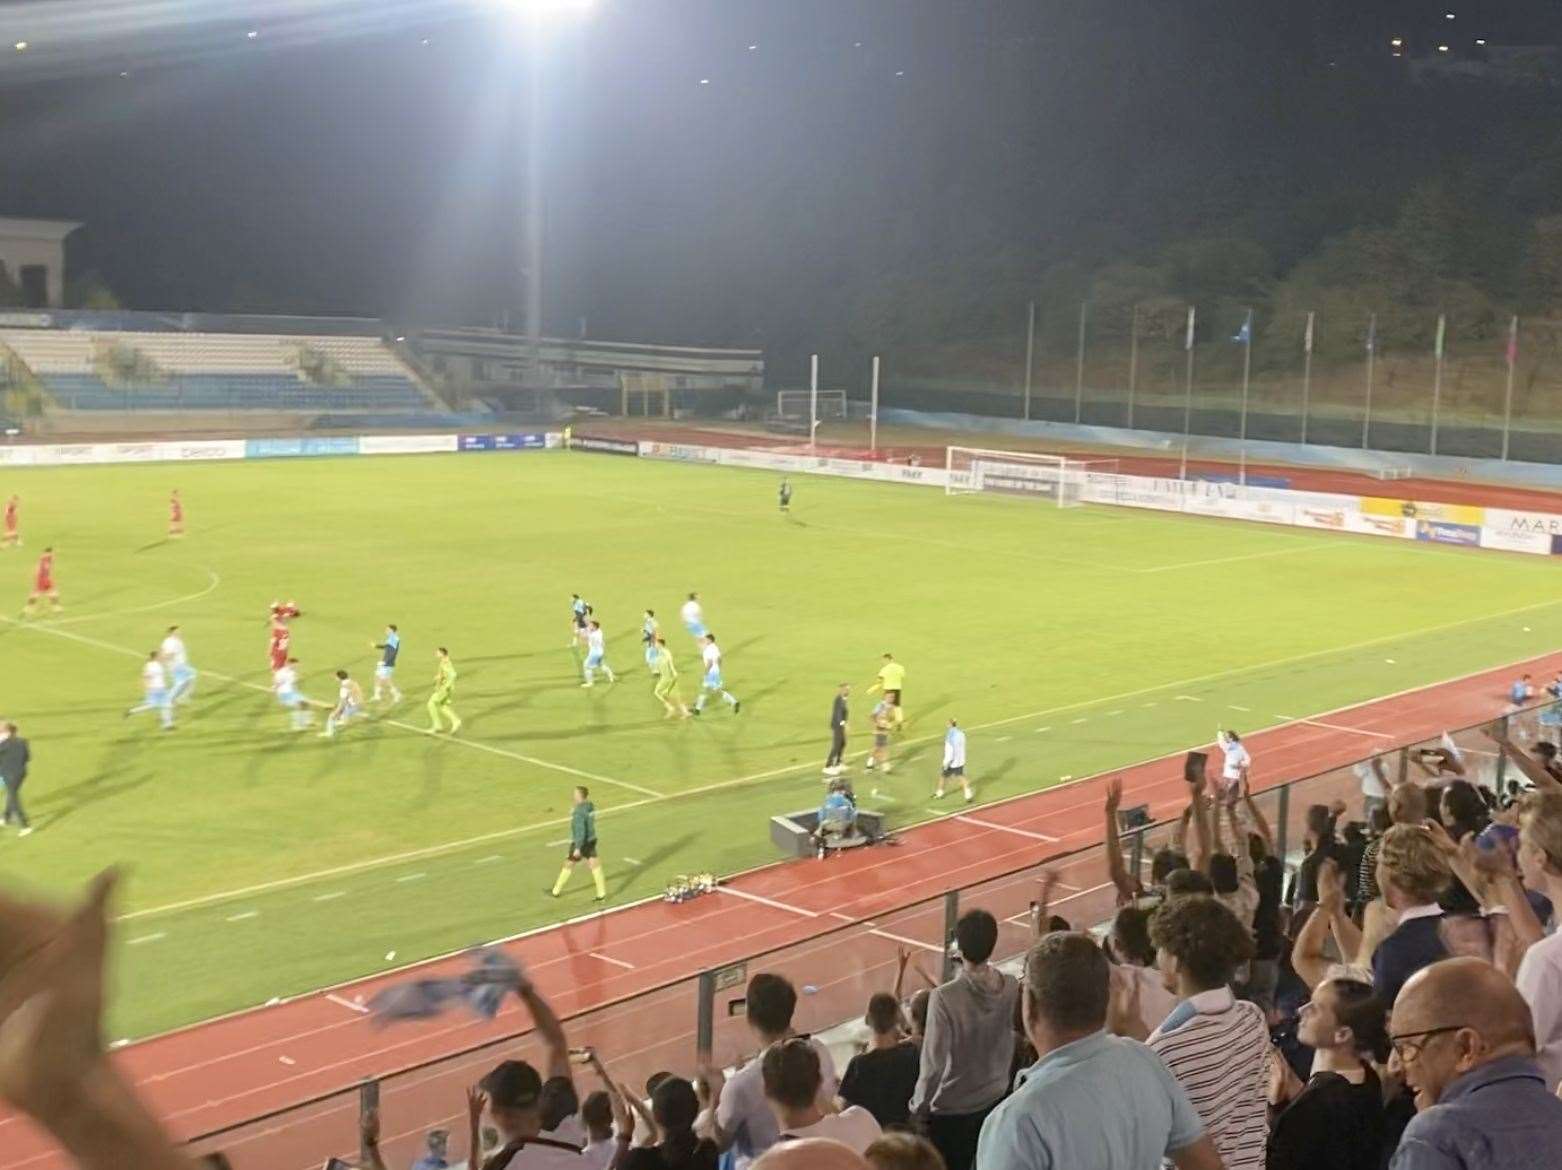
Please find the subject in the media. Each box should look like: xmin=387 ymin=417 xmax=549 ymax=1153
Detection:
xmin=1185 ymin=306 xmax=1197 ymax=351
xmin=1434 ymin=313 xmax=1447 ymax=360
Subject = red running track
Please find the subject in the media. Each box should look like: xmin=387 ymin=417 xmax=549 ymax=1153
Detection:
xmin=4 ymin=652 xmax=1561 ymax=1170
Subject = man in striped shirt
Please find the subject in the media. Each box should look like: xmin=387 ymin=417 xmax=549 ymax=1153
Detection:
xmin=1147 ymin=896 xmax=1271 ymax=1170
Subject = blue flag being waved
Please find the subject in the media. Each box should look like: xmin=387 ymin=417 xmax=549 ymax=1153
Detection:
xmin=1231 ymin=310 xmax=1252 ymax=345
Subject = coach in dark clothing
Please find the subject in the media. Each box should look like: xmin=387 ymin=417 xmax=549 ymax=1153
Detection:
xmin=824 ymin=683 xmax=849 ymax=775
xmin=0 ymin=722 xmax=30 ymax=831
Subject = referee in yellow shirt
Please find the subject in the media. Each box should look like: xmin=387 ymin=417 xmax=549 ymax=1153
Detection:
xmin=867 ymin=652 xmax=906 ymax=730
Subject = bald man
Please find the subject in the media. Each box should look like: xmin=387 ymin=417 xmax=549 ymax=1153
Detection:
xmin=751 ymin=1137 xmax=869 ymax=1170
xmin=1389 ymin=957 xmax=1562 ymax=1168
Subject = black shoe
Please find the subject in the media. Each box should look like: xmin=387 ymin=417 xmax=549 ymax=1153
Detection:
xmin=692 ymin=707 xmax=702 ymax=717
xmin=593 ymin=895 xmax=606 ymax=903
xmin=733 ymin=701 xmax=741 ymax=714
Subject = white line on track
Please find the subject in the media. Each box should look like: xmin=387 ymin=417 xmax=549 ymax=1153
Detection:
xmin=866 ymin=928 xmax=943 ymax=954
xmin=716 ymin=885 xmax=819 ymax=918
xmin=589 ymin=952 xmax=636 ymax=971
xmin=1296 ymin=718 xmax=1395 ymax=739
xmin=955 ymin=814 xmax=1059 ymax=843
xmin=324 ymin=993 xmax=369 ymax=1016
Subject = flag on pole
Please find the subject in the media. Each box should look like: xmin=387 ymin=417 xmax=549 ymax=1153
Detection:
xmin=1434 ymin=314 xmax=1447 ymax=359
xmin=1365 ymin=314 xmax=1376 ymax=355
xmin=1507 ymin=315 xmax=1519 ymax=368
xmin=1303 ymin=311 xmax=1315 ymax=355
xmin=1185 ymin=306 xmax=1196 ymax=351
xmin=1231 ymin=309 xmax=1252 ymax=345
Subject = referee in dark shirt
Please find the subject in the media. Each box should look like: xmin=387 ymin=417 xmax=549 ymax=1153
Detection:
xmin=0 ymin=722 xmax=31 ymax=834
xmin=825 ymin=683 xmax=850 ymax=776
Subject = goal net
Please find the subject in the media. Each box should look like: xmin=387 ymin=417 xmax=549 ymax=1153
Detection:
xmin=776 ymin=390 xmax=848 ymax=421
xmin=945 ymin=446 xmax=1119 ymax=508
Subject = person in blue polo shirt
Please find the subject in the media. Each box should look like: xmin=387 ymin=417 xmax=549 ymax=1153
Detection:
xmin=976 ymin=932 xmax=1223 ymax=1170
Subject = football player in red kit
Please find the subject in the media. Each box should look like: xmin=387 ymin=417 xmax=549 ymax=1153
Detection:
xmin=168 ymin=489 xmax=185 ymax=538
xmin=23 ymin=547 xmax=59 ymax=615
xmin=2 ymin=496 xmax=18 ymax=549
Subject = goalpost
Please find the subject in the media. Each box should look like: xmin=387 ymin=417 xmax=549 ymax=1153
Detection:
xmin=945 ymin=446 xmax=1119 ymax=508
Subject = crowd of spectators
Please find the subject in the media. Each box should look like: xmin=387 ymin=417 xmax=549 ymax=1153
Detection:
xmin=15 ymin=721 xmax=1562 ymax=1170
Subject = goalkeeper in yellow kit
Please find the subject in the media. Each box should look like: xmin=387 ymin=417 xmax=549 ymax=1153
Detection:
xmin=426 ymin=646 xmax=463 ymax=734
xmin=652 ymin=635 xmax=690 ymax=719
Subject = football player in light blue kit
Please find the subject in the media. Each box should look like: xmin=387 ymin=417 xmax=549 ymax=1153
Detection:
xmin=370 ymin=624 xmax=402 ymax=704
xmin=680 ymin=592 xmax=707 ymax=639
xmin=160 ymin=625 xmax=198 ymax=705
xmin=692 ymin=633 xmax=740 ymax=715
xmin=581 ymin=619 xmax=616 ymax=687
xmin=569 ymin=594 xmax=591 ymax=648
xmin=641 ymin=609 xmax=661 ymax=672
xmin=126 ymin=651 xmax=175 ymax=730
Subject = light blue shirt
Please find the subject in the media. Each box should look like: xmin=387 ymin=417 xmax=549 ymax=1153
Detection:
xmin=975 ymin=1030 xmax=1204 ymax=1170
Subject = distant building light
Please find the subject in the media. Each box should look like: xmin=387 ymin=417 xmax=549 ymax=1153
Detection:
xmin=853 ymin=41 xmax=862 ymax=48
xmin=246 ymin=29 xmax=259 ymax=39
xmin=895 ymin=69 xmax=905 ymax=76
xmin=1445 ymin=12 xmax=1456 ymax=19
xmin=1475 ymin=38 xmax=1486 ymax=46
xmin=421 ymin=37 xmax=432 ymax=46
xmin=1437 ymin=44 xmax=1450 ymax=52
xmin=1391 ymin=37 xmax=1404 ymax=47
xmin=12 ymin=40 xmax=27 ymax=52
xmin=699 ymin=77 xmax=710 ymax=85
xmin=747 ymin=43 xmax=757 ymax=51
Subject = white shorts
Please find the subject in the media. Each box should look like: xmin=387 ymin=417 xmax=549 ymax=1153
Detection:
xmin=375 ymin=663 xmax=395 ymax=679
xmin=277 ymin=689 xmax=302 ymax=707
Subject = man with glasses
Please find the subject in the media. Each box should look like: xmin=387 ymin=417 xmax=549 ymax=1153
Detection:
xmin=1388 ymin=957 xmax=1562 ymax=1168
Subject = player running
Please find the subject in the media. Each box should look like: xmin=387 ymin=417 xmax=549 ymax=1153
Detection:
xmin=319 ymin=670 xmax=367 ymax=738
xmin=641 ymin=609 xmax=661 ymax=673
xmin=126 ymin=650 xmax=174 ymax=730
xmin=866 ymin=652 xmax=906 ymax=731
xmin=778 ymin=479 xmax=792 ymax=514
xmin=651 ymin=635 xmax=690 ymax=719
xmin=680 ymin=592 xmax=707 ymax=639
xmin=22 ymin=548 xmax=59 ymax=616
xmin=549 ymin=785 xmax=607 ymax=903
xmin=934 ymin=718 xmax=972 ymax=802
xmin=2 ymin=495 xmax=18 ymax=548
xmin=160 ymin=625 xmax=198 ymax=704
xmin=568 ymin=594 xmax=591 ymax=648
xmin=692 ymin=633 xmax=740 ymax=716
xmin=370 ymin=624 xmax=403 ymax=704
xmin=581 ymin=619 xmax=617 ymax=687
xmin=168 ymin=489 xmax=185 ymax=538
xmin=273 ymin=657 xmax=314 ymax=731
xmin=863 ymin=696 xmax=894 ymax=778
xmin=426 ymin=646 xmax=462 ymax=734
xmin=267 ymin=600 xmax=301 ymax=671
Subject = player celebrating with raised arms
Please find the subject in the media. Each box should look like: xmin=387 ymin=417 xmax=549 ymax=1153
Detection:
xmin=426 ymin=646 xmax=462 ymax=734
xmin=23 ymin=547 xmax=59 ymax=616
xmin=651 ymin=635 xmax=689 ymax=719
xmin=641 ymin=608 xmax=660 ymax=673
xmin=273 ymin=656 xmax=313 ymax=731
xmin=160 ymin=624 xmax=198 ymax=705
xmin=934 ymin=718 xmax=972 ymax=802
xmin=319 ymin=670 xmax=366 ymax=739
xmin=2 ymin=495 xmax=18 ymax=549
xmin=126 ymin=650 xmax=174 ymax=730
xmin=568 ymin=594 xmax=591 ymax=648
xmin=549 ymin=785 xmax=606 ymax=902
xmin=692 ymin=633 xmax=739 ymax=716
xmin=680 ymin=591 xmax=706 ymax=639
xmin=168 ymin=489 xmax=184 ymax=538
xmin=370 ymin=624 xmax=403 ymax=704
xmin=581 ymin=619 xmax=616 ymax=687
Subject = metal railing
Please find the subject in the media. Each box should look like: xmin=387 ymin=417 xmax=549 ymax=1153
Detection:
xmin=184 ymin=700 xmax=1559 ymax=1169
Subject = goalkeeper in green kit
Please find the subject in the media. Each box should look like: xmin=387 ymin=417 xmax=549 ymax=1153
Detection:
xmin=426 ymin=646 xmax=462 ymax=734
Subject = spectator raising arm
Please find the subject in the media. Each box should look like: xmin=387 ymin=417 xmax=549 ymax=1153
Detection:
xmin=1103 ymin=777 xmax=1140 ymax=903
xmin=1488 ymin=723 xmax=1562 ymax=792
xmin=1239 ymin=779 xmax=1274 ymax=856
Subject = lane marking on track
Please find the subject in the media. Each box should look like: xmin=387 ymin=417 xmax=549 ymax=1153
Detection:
xmin=19 ymin=604 xmax=1562 ymax=928
xmin=955 ymin=815 xmax=1059 ymax=843
xmin=1050 ymin=880 xmax=1117 ymax=907
xmin=867 ymin=928 xmax=943 ymax=954
xmin=324 ymin=993 xmax=369 ymax=1016
xmin=127 ymin=932 xmax=166 ymax=946
xmin=716 ymin=885 xmax=818 ymax=918
xmin=1296 ymin=718 xmax=1395 ymax=739
xmin=278 ymin=1056 xmax=296 ymax=1067
xmin=589 ymin=952 xmax=636 ymax=971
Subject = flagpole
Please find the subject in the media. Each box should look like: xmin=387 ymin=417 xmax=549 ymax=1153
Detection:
xmin=1022 ymin=300 xmax=1035 ymax=422
xmin=1501 ymin=315 xmax=1518 ymax=462
xmin=1239 ymin=308 xmax=1253 ymax=486
xmin=1073 ymin=300 xmax=1088 ymax=424
xmin=1179 ymin=305 xmax=1196 ymax=481
xmin=869 ymin=353 xmax=881 ymax=454
xmin=1127 ymin=303 xmax=1140 ymax=429
xmin=1362 ymin=313 xmax=1376 ymax=450
xmin=1300 ymin=310 xmax=1315 ymax=445
xmin=809 ymin=352 xmax=819 ymax=451
xmin=1430 ymin=314 xmax=1446 ymax=456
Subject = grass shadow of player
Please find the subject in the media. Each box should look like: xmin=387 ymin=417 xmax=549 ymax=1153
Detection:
xmin=417 ymin=735 xmax=449 ymax=806
xmin=32 ymin=770 xmax=155 ymax=831
xmin=611 ymin=831 xmax=700 ymax=898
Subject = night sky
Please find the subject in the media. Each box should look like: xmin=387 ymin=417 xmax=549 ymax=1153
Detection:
xmin=0 ymin=0 xmax=1556 ymax=363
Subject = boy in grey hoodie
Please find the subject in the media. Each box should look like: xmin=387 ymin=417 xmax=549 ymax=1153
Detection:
xmin=910 ymin=909 xmax=1019 ymax=1170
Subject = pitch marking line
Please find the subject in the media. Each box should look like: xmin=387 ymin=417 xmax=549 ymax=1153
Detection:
xmin=1136 ymin=543 xmax=1335 ymax=573
xmin=226 ymin=911 xmax=258 ymax=923
xmin=589 ymin=952 xmax=636 ymax=971
xmin=955 ymin=815 xmax=1059 ymax=843
xmin=127 ymin=932 xmax=166 ymax=946
xmin=324 ymin=993 xmax=370 ymax=1016
xmin=13 ymin=600 xmax=1562 ymax=927
xmin=312 ymin=891 xmax=346 ymax=903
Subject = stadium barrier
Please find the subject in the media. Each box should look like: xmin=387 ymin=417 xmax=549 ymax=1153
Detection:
xmin=181 ymin=700 xmax=1559 ymax=1170
xmin=2 ymin=428 xmax=1558 ymax=556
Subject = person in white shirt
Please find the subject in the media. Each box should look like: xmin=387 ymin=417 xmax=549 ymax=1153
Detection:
xmin=1516 ymin=790 xmax=1562 ymax=1091
xmin=159 ymin=624 xmax=198 ymax=705
xmin=319 ymin=670 xmax=366 ymax=739
xmin=703 ymin=973 xmax=838 ymax=1168
xmin=580 ymin=620 xmax=616 ymax=688
xmin=761 ymin=1037 xmax=881 ymax=1154
xmin=693 ymin=634 xmax=740 ymax=715
xmin=1215 ymin=729 xmax=1250 ymax=795
xmin=680 ymin=593 xmax=707 ymax=639
xmin=474 ymin=975 xmax=588 ymax=1169
xmin=126 ymin=651 xmax=174 ymax=730
xmin=272 ymin=657 xmax=314 ymax=731
xmin=935 ymin=719 xmax=971 ymax=802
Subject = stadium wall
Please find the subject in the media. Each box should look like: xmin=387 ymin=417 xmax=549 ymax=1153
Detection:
xmin=3 ymin=428 xmax=1561 ymax=557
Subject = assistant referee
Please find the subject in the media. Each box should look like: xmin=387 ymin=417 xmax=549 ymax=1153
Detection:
xmin=549 ymin=786 xmax=606 ymax=902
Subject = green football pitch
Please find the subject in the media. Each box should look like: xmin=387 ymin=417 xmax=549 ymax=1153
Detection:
xmin=0 ymin=450 xmax=1558 ymax=1038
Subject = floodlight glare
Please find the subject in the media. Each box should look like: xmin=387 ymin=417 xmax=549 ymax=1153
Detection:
xmin=490 ymin=0 xmax=595 ymax=21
